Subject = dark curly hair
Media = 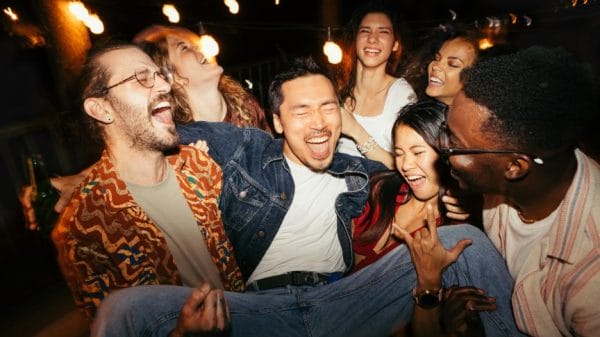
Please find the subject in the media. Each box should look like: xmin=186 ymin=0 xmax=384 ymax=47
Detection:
xmin=460 ymin=46 xmax=597 ymax=153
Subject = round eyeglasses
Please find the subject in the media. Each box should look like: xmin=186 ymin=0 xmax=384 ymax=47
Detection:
xmin=102 ymin=67 xmax=174 ymax=94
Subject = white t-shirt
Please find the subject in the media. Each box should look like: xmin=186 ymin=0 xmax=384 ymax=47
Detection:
xmin=337 ymin=78 xmax=416 ymax=157
xmin=504 ymin=205 xmax=559 ymax=279
xmin=247 ymin=157 xmax=347 ymax=284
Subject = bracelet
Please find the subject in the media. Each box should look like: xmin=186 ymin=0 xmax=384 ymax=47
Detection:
xmin=356 ymin=136 xmax=377 ymax=155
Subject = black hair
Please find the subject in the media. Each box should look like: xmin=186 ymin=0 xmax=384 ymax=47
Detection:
xmin=268 ymin=56 xmax=338 ymax=115
xmin=461 ymin=46 xmax=597 ymax=152
xmin=356 ymin=100 xmax=451 ymax=243
xmin=403 ymin=24 xmax=481 ymax=100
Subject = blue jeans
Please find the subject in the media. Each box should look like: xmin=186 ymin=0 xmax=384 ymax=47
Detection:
xmin=91 ymin=225 xmax=525 ymax=337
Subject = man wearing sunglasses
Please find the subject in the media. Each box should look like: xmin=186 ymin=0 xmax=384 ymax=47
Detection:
xmin=443 ymin=46 xmax=600 ymax=337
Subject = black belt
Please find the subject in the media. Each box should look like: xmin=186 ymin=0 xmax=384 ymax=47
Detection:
xmin=250 ymin=271 xmax=343 ymax=291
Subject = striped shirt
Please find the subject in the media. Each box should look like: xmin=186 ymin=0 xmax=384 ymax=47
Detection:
xmin=483 ymin=149 xmax=600 ymax=337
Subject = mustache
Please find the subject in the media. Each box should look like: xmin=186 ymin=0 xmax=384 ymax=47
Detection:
xmin=304 ymin=129 xmax=332 ymax=141
xmin=148 ymin=93 xmax=175 ymax=111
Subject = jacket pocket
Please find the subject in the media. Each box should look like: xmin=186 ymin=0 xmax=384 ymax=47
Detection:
xmin=221 ymin=171 xmax=269 ymax=231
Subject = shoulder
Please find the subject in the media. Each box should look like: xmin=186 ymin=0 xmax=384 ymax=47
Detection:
xmin=390 ymin=78 xmax=415 ymax=95
xmin=333 ymin=152 xmax=386 ymax=173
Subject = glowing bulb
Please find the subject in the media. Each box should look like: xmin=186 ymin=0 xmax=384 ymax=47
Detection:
xmin=86 ymin=14 xmax=104 ymax=34
xmin=478 ymin=38 xmax=494 ymax=50
xmin=509 ymin=13 xmax=517 ymax=24
xmin=245 ymin=79 xmax=253 ymax=89
xmin=68 ymin=1 xmax=89 ymax=21
xmin=224 ymin=0 xmax=239 ymax=14
xmin=3 ymin=7 xmax=18 ymax=21
xmin=162 ymin=4 xmax=180 ymax=23
xmin=275 ymin=0 xmax=280 ymax=4
xmin=199 ymin=35 xmax=220 ymax=58
xmin=323 ymin=41 xmax=342 ymax=64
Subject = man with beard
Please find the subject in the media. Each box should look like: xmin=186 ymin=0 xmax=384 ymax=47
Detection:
xmin=90 ymin=57 xmax=523 ymax=337
xmin=442 ymin=46 xmax=600 ymax=336
xmin=51 ymin=42 xmax=244 ymax=325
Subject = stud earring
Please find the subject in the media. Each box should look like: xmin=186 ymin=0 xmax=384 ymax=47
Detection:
xmin=106 ymin=116 xmax=112 ymax=122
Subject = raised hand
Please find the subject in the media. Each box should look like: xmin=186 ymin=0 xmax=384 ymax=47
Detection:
xmin=393 ymin=203 xmax=472 ymax=288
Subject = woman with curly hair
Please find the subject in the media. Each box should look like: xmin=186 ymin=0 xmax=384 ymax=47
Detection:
xmin=134 ymin=25 xmax=271 ymax=132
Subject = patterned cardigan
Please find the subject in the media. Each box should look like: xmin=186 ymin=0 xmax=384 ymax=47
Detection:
xmin=52 ymin=146 xmax=244 ymax=319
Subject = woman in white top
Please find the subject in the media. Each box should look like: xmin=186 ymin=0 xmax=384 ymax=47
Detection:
xmin=337 ymin=3 xmax=416 ymax=168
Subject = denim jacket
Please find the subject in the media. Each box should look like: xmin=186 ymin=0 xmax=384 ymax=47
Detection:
xmin=177 ymin=122 xmax=386 ymax=279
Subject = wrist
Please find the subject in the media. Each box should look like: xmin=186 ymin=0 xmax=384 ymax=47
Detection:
xmin=412 ymin=287 xmax=444 ymax=309
xmin=416 ymin=275 xmax=442 ymax=291
xmin=356 ymin=136 xmax=377 ymax=155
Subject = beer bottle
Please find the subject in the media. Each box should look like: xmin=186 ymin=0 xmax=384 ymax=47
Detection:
xmin=27 ymin=154 xmax=60 ymax=234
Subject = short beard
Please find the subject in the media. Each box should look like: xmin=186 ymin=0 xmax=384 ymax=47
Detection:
xmin=109 ymin=94 xmax=179 ymax=152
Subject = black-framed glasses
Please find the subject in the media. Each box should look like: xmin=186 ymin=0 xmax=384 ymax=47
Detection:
xmin=438 ymin=121 xmax=544 ymax=165
xmin=102 ymin=67 xmax=174 ymax=94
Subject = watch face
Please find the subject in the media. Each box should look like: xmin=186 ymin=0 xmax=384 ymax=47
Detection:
xmin=418 ymin=293 xmax=440 ymax=308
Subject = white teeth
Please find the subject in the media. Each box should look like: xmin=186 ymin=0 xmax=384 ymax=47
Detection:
xmin=406 ymin=175 xmax=424 ymax=182
xmin=153 ymin=102 xmax=171 ymax=110
xmin=364 ymin=48 xmax=381 ymax=53
xmin=429 ymin=76 xmax=443 ymax=85
xmin=306 ymin=135 xmax=328 ymax=144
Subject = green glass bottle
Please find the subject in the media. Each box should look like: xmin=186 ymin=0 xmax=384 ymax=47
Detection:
xmin=27 ymin=155 xmax=60 ymax=234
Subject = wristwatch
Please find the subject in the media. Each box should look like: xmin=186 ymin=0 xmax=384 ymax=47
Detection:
xmin=412 ymin=287 xmax=444 ymax=309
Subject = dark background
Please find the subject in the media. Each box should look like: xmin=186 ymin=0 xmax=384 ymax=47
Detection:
xmin=0 ymin=0 xmax=598 ymax=335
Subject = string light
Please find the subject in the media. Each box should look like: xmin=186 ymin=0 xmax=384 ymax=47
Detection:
xmin=245 ymin=79 xmax=254 ymax=89
xmin=197 ymin=22 xmax=220 ymax=58
xmin=224 ymin=0 xmax=240 ymax=14
xmin=449 ymin=9 xmax=457 ymax=21
xmin=323 ymin=27 xmax=342 ymax=64
xmin=478 ymin=38 xmax=494 ymax=50
xmin=87 ymin=14 xmax=104 ymax=34
xmin=275 ymin=0 xmax=280 ymax=5
xmin=3 ymin=7 xmax=18 ymax=21
xmin=162 ymin=4 xmax=180 ymax=23
xmin=509 ymin=13 xmax=517 ymax=24
xmin=68 ymin=1 xmax=89 ymax=21
xmin=68 ymin=1 xmax=104 ymax=34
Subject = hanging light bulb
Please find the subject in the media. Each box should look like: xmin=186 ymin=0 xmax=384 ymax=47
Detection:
xmin=68 ymin=1 xmax=104 ymax=35
xmin=87 ymin=14 xmax=104 ymax=34
xmin=224 ymin=0 xmax=240 ymax=14
xmin=197 ymin=22 xmax=220 ymax=58
xmin=3 ymin=7 xmax=18 ymax=21
xmin=162 ymin=4 xmax=180 ymax=23
xmin=275 ymin=0 xmax=280 ymax=5
xmin=199 ymin=34 xmax=220 ymax=58
xmin=323 ymin=27 xmax=342 ymax=64
xmin=68 ymin=1 xmax=89 ymax=21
